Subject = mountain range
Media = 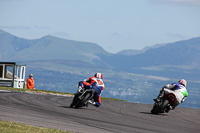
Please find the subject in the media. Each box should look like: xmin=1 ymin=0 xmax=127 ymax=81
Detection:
xmin=1 ymin=29 xmax=200 ymax=69
xmin=0 ymin=30 xmax=112 ymax=68
xmin=0 ymin=29 xmax=200 ymax=108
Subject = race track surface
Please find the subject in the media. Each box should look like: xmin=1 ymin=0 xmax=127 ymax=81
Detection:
xmin=0 ymin=90 xmax=200 ymax=133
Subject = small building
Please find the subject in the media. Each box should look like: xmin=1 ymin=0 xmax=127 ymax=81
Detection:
xmin=0 ymin=62 xmax=26 ymax=88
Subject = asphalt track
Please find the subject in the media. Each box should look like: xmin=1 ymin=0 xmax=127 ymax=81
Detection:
xmin=0 ymin=90 xmax=200 ymax=133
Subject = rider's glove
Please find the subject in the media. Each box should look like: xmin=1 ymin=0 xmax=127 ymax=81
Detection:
xmin=181 ymin=97 xmax=186 ymax=103
xmin=79 ymin=81 xmax=84 ymax=88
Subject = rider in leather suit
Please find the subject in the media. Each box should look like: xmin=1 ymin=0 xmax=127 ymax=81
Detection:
xmin=154 ymin=79 xmax=188 ymax=109
xmin=79 ymin=73 xmax=105 ymax=107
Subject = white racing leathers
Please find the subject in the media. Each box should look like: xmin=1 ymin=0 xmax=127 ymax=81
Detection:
xmin=163 ymin=83 xmax=188 ymax=104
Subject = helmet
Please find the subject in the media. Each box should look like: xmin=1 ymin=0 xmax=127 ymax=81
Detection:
xmin=179 ymin=79 xmax=187 ymax=87
xmin=94 ymin=73 xmax=103 ymax=79
xmin=29 ymin=74 xmax=33 ymax=77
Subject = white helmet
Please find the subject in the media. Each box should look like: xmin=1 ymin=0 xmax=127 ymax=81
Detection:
xmin=94 ymin=73 xmax=103 ymax=79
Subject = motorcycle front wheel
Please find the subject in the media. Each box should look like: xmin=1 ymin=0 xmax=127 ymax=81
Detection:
xmin=70 ymin=93 xmax=80 ymax=108
xmin=74 ymin=93 xmax=91 ymax=108
xmin=151 ymin=100 xmax=169 ymax=114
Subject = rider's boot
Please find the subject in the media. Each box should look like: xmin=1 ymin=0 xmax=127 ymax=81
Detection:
xmin=153 ymin=88 xmax=165 ymax=102
xmin=88 ymin=100 xmax=96 ymax=106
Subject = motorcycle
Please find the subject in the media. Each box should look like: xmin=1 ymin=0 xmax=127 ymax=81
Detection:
xmin=151 ymin=92 xmax=177 ymax=114
xmin=70 ymin=84 xmax=95 ymax=108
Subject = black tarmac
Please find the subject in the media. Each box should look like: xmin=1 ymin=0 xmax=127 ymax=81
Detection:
xmin=0 ymin=90 xmax=200 ymax=133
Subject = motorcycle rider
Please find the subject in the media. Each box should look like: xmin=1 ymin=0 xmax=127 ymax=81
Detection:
xmin=154 ymin=79 xmax=188 ymax=109
xmin=79 ymin=73 xmax=105 ymax=107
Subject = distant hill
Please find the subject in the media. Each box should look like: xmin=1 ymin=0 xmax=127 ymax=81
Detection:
xmin=116 ymin=43 xmax=166 ymax=56
xmin=106 ymin=37 xmax=200 ymax=69
xmin=0 ymin=30 xmax=111 ymax=68
xmin=1 ymin=29 xmax=200 ymax=72
xmin=1 ymin=29 xmax=200 ymax=71
xmin=0 ymin=30 xmax=36 ymax=59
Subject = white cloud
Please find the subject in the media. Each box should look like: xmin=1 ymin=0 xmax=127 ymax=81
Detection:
xmin=109 ymin=88 xmax=141 ymax=97
xmin=33 ymin=26 xmax=50 ymax=30
xmin=166 ymin=33 xmax=188 ymax=40
xmin=150 ymin=0 xmax=200 ymax=6
xmin=51 ymin=32 xmax=70 ymax=38
xmin=0 ymin=25 xmax=50 ymax=30
xmin=0 ymin=25 xmax=30 ymax=30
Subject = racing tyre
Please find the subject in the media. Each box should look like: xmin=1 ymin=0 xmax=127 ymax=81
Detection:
xmin=151 ymin=100 xmax=169 ymax=114
xmin=74 ymin=93 xmax=91 ymax=108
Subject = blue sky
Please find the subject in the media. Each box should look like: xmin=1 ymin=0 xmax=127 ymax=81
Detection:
xmin=0 ymin=0 xmax=200 ymax=53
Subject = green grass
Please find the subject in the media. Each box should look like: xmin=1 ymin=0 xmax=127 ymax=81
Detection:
xmin=0 ymin=120 xmax=70 ymax=133
xmin=102 ymin=97 xmax=126 ymax=101
xmin=0 ymin=87 xmax=73 ymax=96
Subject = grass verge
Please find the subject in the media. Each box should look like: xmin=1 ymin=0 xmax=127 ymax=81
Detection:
xmin=0 ymin=120 xmax=70 ymax=133
xmin=0 ymin=87 xmax=73 ymax=96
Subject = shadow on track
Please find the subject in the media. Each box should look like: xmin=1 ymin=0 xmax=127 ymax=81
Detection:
xmin=140 ymin=112 xmax=168 ymax=116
